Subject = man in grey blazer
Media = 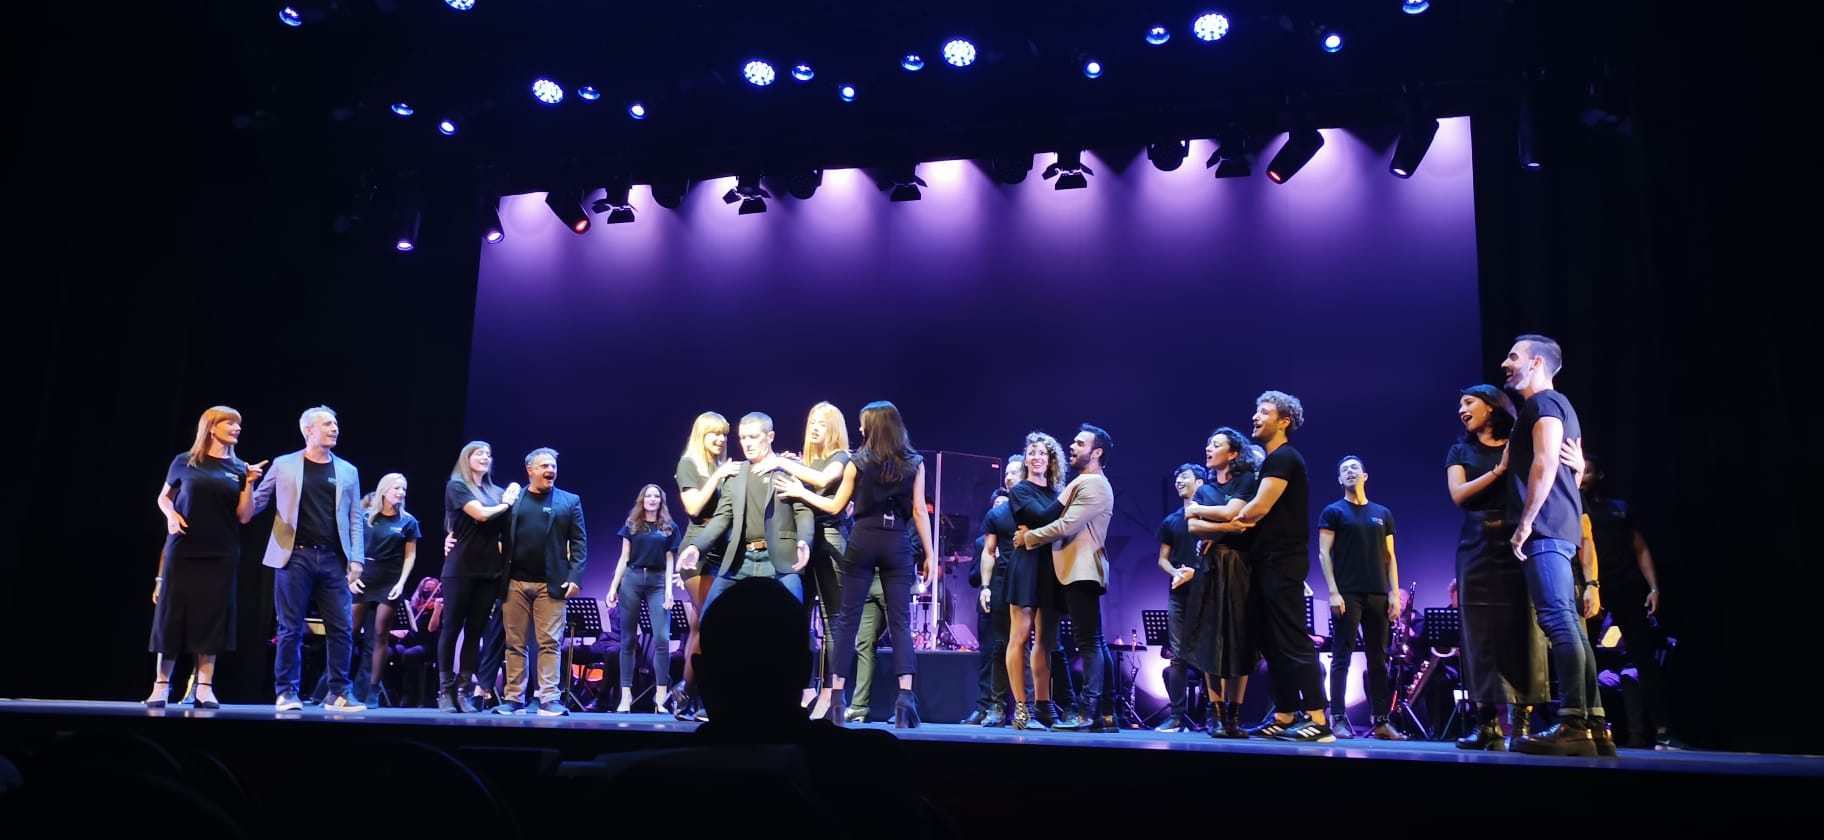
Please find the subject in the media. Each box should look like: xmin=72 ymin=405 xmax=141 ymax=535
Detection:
xmin=248 ymin=405 xmax=366 ymax=712
xmin=495 ymin=447 xmax=587 ymax=716
xmin=676 ymin=412 xmax=814 ymax=612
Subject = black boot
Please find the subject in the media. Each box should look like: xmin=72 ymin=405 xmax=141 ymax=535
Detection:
xmin=1033 ymin=699 xmax=1059 ymax=729
xmin=1456 ymin=704 xmax=1503 ymax=751
xmin=1221 ymin=702 xmax=1249 ymax=739
xmin=895 ymin=690 xmax=921 ymax=729
xmin=1589 ymin=716 xmax=1618 ymax=758
xmin=437 ymin=673 xmax=461 ymax=714
xmin=1330 ymin=709 xmax=1357 ymax=739
xmin=1504 ymin=705 xmax=1533 ymax=751
xmin=1011 ymin=701 xmax=1048 ymax=731
xmin=1053 ymin=697 xmax=1083 ymax=730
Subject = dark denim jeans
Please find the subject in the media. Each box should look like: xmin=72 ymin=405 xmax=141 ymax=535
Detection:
xmin=274 ymin=545 xmax=353 ymax=698
xmin=1522 ymin=538 xmax=1604 ymax=720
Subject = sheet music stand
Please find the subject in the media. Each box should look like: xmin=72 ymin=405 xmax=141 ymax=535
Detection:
xmin=1422 ymin=608 xmax=1461 ymax=650
xmin=1413 ymin=607 xmax=1466 ymax=739
xmin=563 ymin=597 xmax=604 ymax=711
xmin=1138 ymin=609 xmax=1193 ymax=729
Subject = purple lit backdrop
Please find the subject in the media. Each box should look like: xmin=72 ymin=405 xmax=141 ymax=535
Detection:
xmin=466 ymin=118 xmax=1482 ymax=707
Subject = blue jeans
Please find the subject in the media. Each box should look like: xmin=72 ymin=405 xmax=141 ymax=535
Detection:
xmin=1522 ymin=539 xmax=1604 ymax=720
xmin=618 ymin=568 xmax=672 ymax=689
xmin=703 ymin=549 xmax=803 ymax=615
xmin=274 ymin=545 xmax=354 ymax=697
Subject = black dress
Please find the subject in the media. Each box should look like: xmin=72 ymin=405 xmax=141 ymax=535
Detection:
xmin=1184 ymin=472 xmax=1259 ymax=679
xmin=1005 ymin=480 xmax=1063 ymax=609
xmin=357 ymin=509 xmax=422 ymax=604
xmin=150 ymin=453 xmax=247 ymax=655
xmin=1447 ymin=440 xmax=1549 ymax=705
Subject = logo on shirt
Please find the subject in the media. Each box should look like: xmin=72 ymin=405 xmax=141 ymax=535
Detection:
xmin=1371 ymin=517 xmax=1385 ymax=527
xmin=328 ymin=476 xmax=337 ymax=484
xmin=543 ymin=506 xmax=552 ymax=514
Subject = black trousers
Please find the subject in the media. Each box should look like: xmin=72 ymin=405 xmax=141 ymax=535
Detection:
xmin=1251 ymin=559 xmax=1326 ymax=713
xmin=1328 ymin=592 xmax=1393 ymax=719
xmin=436 ymin=577 xmax=498 ymax=681
xmin=1061 ymin=580 xmax=1109 ymax=716
xmin=1588 ymin=581 xmax=1671 ymax=732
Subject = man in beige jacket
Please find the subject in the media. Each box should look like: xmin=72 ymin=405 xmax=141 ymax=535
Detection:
xmin=1018 ymin=424 xmax=1116 ymax=731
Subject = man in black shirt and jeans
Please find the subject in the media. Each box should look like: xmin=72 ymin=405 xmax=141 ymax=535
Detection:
xmin=1317 ymin=456 xmax=1405 ymax=740
xmin=1503 ymin=334 xmax=1610 ymax=757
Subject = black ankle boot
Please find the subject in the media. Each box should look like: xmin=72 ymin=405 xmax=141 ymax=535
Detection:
xmin=1513 ymin=716 xmax=1597 ymax=757
xmin=1504 ymin=705 xmax=1534 ymax=750
xmin=1456 ymin=705 xmax=1503 ymax=751
xmin=1012 ymin=701 xmax=1048 ymax=731
xmin=1221 ymin=702 xmax=1249 ymax=738
xmin=894 ymin=690 xmax=921 ymax=729
xmin=1053 ymin=700 xmax=1083 ymax=730
xmin=437 ymin=673 xmax=461 ymax=714
xmin=1033 ymin=700 xmax=1059 ymax=728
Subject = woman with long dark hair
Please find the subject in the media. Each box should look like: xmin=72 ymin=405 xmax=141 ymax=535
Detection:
xmin=147 ymin=406 xmax=266 ymax=709
xmin=607 ymin=484 xmax=681 ymax=712
xmin=779 ymin=400 xmax=935 ymax=728
xmin=1184 ymin=426 xmax=1261 ymax=737
xmin=438 ymin=441 xmax=519 ymax=713
xmin=769 ymin=401 xmax=852 ymax=720
xmin=1446 ymin=385 xmax=1549 ymax=749
xmin=671 ymin=411 xmax=739 ymax=720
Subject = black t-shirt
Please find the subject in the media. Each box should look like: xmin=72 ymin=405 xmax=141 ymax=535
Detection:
xmin=852 ymin=452 xmax=923 ymax=527
xmin=294 ymin=456 xmax=340 ymax=549
xmin=509 ymin=490 xmax=555 ymax=582
xmin=1584 ymin=497 xmax=1642 ymax=586
xmin=1510 ymin=390 xmax=1584 ymax=542
xmin=163 ymin=453 xmax=247 ymax=557
xmin=1319 ymin=499 xmax=1397 ymax=594
xmin=618 ymin=521 xmax=682 ymax=571
xmin=1199 ymin=471 xmax=1260 ymax=549
xmin=806 ymin=452 xmax=852 ymax=529
xmin=1446 ymin=440 xmax=1506 ymax=513
xmin=1008 ymin=480 xmax=1063 ymax=532
xmin=364 ymin=510 xmax=422 ymax=568
xmin=675 ymin=456 xmax=722 ymax=527
xmin=978 ymin=501 xmax=1017 ymax=585
xmin=443 ymin=478 xmax=505 ymax=579
xmin=1157 ymin=509 xmax=1202 ymax=572
xmin=1252 ymin=444 xmax=1310 ymax=571
xmin=742 ymin=466 xmax=771 ymax=544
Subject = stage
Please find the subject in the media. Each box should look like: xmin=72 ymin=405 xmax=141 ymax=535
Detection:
xmin=3 ymin=697 xmax=1816 ymax=832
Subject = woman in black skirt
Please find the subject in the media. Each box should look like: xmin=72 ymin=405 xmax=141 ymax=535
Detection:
xmin=1446 ymin=384 xmax=1549 ymax=749
xmin=670 ymin=411 xmax=739 ymax=720
xmin=1005 ymin=432 xmax=1069 ymax=730
xmin=351 ymin=473 xmax=420 ymax=707
xmin=1185 ymin=426 xmax=1261 ymax=737
xmin=148 ymin=405 xmax=266 ymax=709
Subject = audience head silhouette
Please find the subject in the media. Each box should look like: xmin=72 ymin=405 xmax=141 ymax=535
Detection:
xmin=693 ymin=577 xmax=813 ymax=729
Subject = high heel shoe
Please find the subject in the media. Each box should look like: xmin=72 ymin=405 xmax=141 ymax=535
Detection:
xmin=654 ymin=688 xmax=671 ymax=715
xmin=1011 ymin=701 xmax=1047 ymax=731
xmin=144 ymin=679 xmax=170 ymax=709
xmin=808 ymin=691 xmax=833 ymax=722
xmin=894 ymin=689 xmax=921 ymax=729
xmin=193 ymin=681 xmax=220 ymax=710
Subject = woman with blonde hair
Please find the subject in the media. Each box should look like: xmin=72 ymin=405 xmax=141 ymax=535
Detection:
xmin=669 ymin=411 xmax=739 ymax=719
xmin=351 ymin=473 xmax=420 ymax=707
xmin=608 ymin=484 xmax=681 ymax=712
xmin=768 ymin=401 xmax=852 ymax=719
xmin=147 ymin=406 xmax=267 ymax=709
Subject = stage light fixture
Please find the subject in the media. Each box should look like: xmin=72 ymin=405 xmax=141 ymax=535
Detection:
xmin=1082 ymin=60 xmax=1103 ymax=78
xmin=482 ymin=199 xmax=504 ymax=244
xmin=1146 ymin=25 xmax=1171 ymax=45
xmin=1042 ymin=151 xmax=1094 ymax=190
xmin=438 ymin=117 xmax=459 ymax=135
xmin=544 ymin=189 xmax=591 ymax=232
xmin=279 ymin=7 xmax=303 ymax=27
xmin=650 ymin=179 xmax=687 ymax=209
xmin=902 ymin=53 xmax=925 ymax=72
xmin=793 ymin=64 xmax=815 ymax=81
xmin=1205 ymin=130 xmax=1252 ymax=178
xmin=578 ymin=86 xmax=601 ymax=101
xmin=744 ymin=60 xmax=776 ymax=87
xmin=838 ymin=84 xmax=857 ymax=101
xmin=943 ymin=40 xmax=977 ymax=67
xmin=1403 ymin=1 xmax=1430 ymax=14
xmin=722 ymin=172 xmax=770 ymax=215
xmin=1321 ymin=32 xmax=1344 ymax=52
xmin=1517 ymin=94 xmax=1542 ymax=169
xmin=1147 ymin=140 xmax=1189 ymax=172
xmin=591 ymin=178 xmax=636 ymax=224
xmin=782 ymin=170 xmax=823 ymax=200
xmin=1266 ymin=129 xmax=1324 ymax=183
xmin=1193 ymin=13 xmax=1230 ymax=42
xmin=444 ymin=0 xmax=475 ymax=10
xmin=532 ymin=78 xmax=565 ymax=104
xmin=394 ymin=192 xmax=422 ymax=252
xmin=628 ymin=103 xmax=647 ymax=120
xmin=390 ymin=102 xmax=413 ymax=117
xmin=883 ymin=164 xmax=927 ymax=201
xmin=989 ymin=153 xmax=1032 ymax=184
xmin=1389 ymin=118 xmax=1439 ymax=178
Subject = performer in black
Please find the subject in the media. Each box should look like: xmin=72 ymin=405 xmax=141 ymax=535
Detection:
xmin=1446 ymin=384 xmax=1549 ymax=749
xmin=1185 ymin=427 xmax=1259 ymax=738
xmin=1317 ymin=456 xmax=1406 ymax=740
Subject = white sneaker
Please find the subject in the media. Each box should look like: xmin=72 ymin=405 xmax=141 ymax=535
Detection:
xmin=326 ymin=693 xmax=368 ymax=712
xmin=275 ymin=691 xmax=304 ymax=712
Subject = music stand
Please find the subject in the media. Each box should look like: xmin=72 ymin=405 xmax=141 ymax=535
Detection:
xmin=563 ymin=597 xmax=604 ymax=711
xmin=1423 ymin=608 xmax=1462 ymax=650
xmin=1397 ymin=607 xmax=1464 ymax=740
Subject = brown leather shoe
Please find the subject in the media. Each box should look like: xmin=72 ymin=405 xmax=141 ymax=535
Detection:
xmin=1512 ymin=720 xmax=1597 ymax=757
xmin=1590 ymin=717 xmax=1618 ymax=758
xmin=1372 ymin=719 xmax=1409 ymax=741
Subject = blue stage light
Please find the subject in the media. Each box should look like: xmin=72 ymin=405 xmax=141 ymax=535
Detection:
xmin=744 ymin=60 xmax=776 ymax=86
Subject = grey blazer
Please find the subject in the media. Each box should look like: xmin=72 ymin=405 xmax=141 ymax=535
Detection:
xmin=249 ymin=450 xmax=363 ymax=569
xmin=689 ymin=462 xmax=814 ymax=577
